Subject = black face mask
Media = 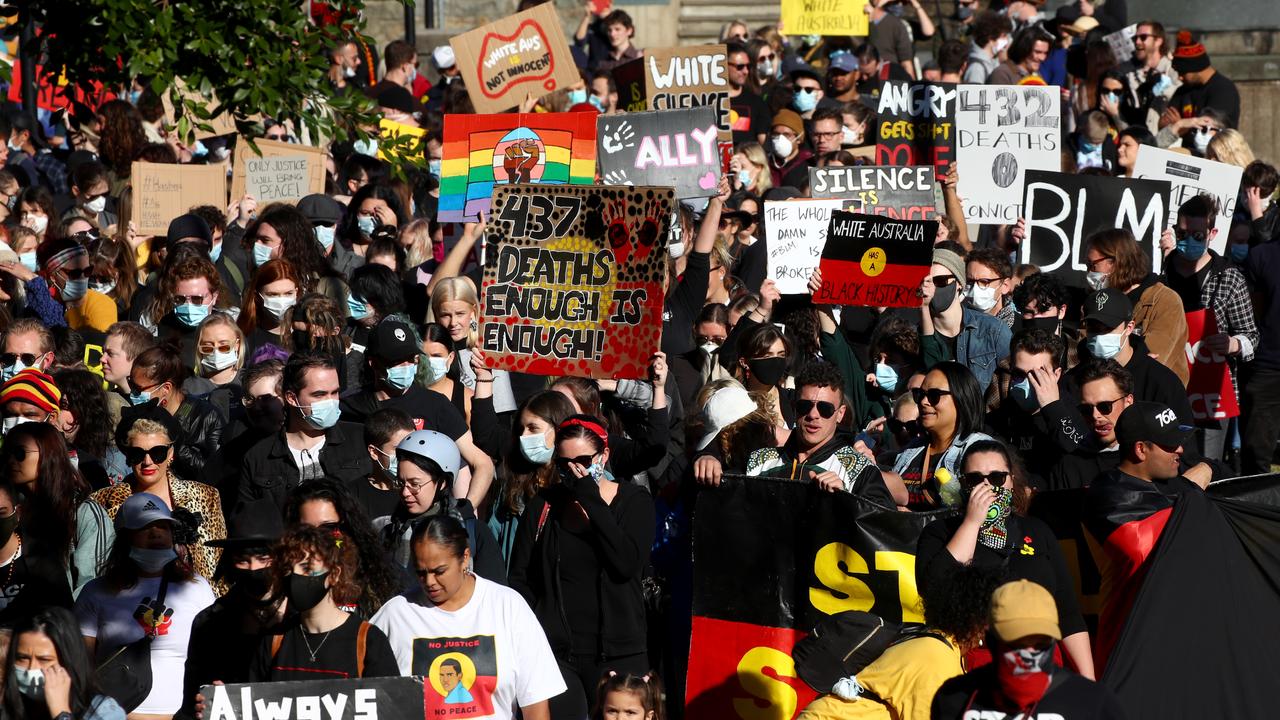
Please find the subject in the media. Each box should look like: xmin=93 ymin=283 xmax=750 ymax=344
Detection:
xmin=285 ymin=571 xmax=330 ymax=612
xmin=747 ymin=357 xmax=789 ymax=386
xmin=1024 ymin=316 xmax=1061 ymax=335
xmin=229 ymin=567 xmax=273 ymax=599
xmin=0 ymin=514 xmax=17 ymax=548
xmin=930 ymin=283 xmax=958 ymax=314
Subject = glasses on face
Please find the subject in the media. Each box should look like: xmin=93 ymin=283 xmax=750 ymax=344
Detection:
xmin=773 ymin=131 xmax=798 ymax=141
xmin=729 ymin=62 xmax=751 ymax=70
xmin=966 ymin=276 xmax=1005 ymax=288
xmin=1174 ymin=228 xmax=1210 ymax=242
xmin=1078 ymin=397 xmax=1125 ymax=417
xmin=1134 ymin=34 xmax=1152 ymax=41
xmin=174 ymin=294 xmax=210 ymax=306
xmin=932 ymin=274 xmax=958 ymax=287
xmin=554 ymin=454 xmax=597 ymax=470
xmin=266 ymin=132 xmax=288 ymax=141
xmin=61 ymin=266 xmax=90 ymax=280
xmin=912 ymin=387 xmax=953 ymax=406
xmin=198 ymin=340 xmax=237 ymax=354
xmin=1085 ymin=255 xmax=1114 ymax=271
xmin=402 ymin=475 xmax=437 ymax=492
xmin=795 ymin=399 xmax=837 ymax=419
xmin=759 ymin=53 xmax=777 ymax=61
xmin=0 ymin=353 xmax=37 ymax=367
xmin=124 ymin=444 xmax=171 ymax=466
xmin=70 ymin=229 xmax=101 ymax=244
xmin=796 ymin=85 xmax=819 ymax=94
xmin=888 ymin=418 xmax=920 ymax=436
xmin=695 ymin=335 xmax=724 ymax=346
xmin=961 ymin=470 xmax=1010 ymax=487
xmin=812 ymin=131 xmax=842 ymax=140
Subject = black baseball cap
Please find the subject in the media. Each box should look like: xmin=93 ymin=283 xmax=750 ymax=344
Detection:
xmin=367 ymin=319 xmax=422 ymax=365
xmin=1115 ymin=401 xmax=1194 ymax=450
xmin=1083 ymin=289 xmax=1133 ymax=329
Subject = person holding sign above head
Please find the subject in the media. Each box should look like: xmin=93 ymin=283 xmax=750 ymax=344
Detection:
xmin=1084 ymin=229 xmax=1189 ymax=384
xmin=919 ymin=248 xmax=1011 ymax=393
xmin=371 ymin=515 xmax=565 ymax=720
xmin=1160 ymin=195 xmax=1257 ymax=460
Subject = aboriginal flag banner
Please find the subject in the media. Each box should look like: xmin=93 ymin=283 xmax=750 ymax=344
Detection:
xmin=812 ymin=212 xmax=936 ymax=308
xmin=685 ymin=475 xmax=951 ymax=719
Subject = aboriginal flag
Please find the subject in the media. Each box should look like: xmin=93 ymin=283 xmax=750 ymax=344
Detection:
xmin=813 ymin=211 xmax=936 ymax=308
xmin=1083 ymin=471 xmax=1280 ymax=719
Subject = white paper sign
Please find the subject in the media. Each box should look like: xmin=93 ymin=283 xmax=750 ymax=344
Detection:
xmin=956 ymin=84 xmax=1061 ymax=225
xmin=1104 ymin=25 xmax=1138 ymax=65
xmin=1132 ymin=145 xmax=1242 ymax=254
xmin=765 ymin=199 xmax=850 ymax=294
xmin=244 ymin=154 xmax=312 ymax=203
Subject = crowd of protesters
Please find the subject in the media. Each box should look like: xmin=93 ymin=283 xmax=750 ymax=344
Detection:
xmin=0 ymin=0 xmax=1269 ymax=718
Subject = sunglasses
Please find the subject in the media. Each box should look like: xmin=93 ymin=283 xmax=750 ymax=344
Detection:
xmin=124 ymin=444 xmax=171 ymax=466
xmin=174 ymin=294 xmax=210 ymax=306
xmin=911 ymin=387 xmax=952 ymax=406
xmin=1134 ymin=34 xmax=1152 ymax=41
xmin=1174 ymin=228 xmax=1210 ymax=242
xmin=795 ymin=399 xmax=837 ymax=418
xmin=887 ymin=418 xmax=920 ymax=436
xmin=796 ymin=86 xmax=819 ymax=94
xmin=70 ymin=229 xmax=101 ymax=243
xmin=554 ymin=454 xmax=597 ymax=470
xmin=198 ymin=341 xmax=237 ymax=354
xmin=1077 ymin=397 xmax=1125 ymax=417
xmin=759 ymin=53 xmax=777 ymax=61
xmin=0 ymin=353 xmax=37 ymax=367
xmin=932 ymin=274 xmax=958 ymax=287
xmin=729 ymin=62 xmax=751 ymax=70
xmin=961 ymin=470 xmax=1010 ymax=487
xmin=61 ymin=267 xmax=90 ymax=280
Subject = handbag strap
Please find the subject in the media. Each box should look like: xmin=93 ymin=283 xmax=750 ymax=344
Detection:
xmin=155 ymin=573 xmax=171 ymax=606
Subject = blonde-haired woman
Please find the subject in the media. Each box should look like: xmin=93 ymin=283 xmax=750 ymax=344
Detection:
xmin=730 ymin=142 xmax=773 ymax=197
xmin=190 ymin=313 xmax=247 ymax=421
xmin=431 ymin=277 xmax=517 ymax=414
xmin=398 ymin=218 xmax=437 ymax=285
xmin=1206 ymin=128 xmax=1254 ymax=168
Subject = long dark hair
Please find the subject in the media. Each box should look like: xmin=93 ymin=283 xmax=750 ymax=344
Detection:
xmin=246 ymin=203 xmax=335 ymax=290
xmin=284 ymin=479 xmax=402 ymax=613
xmin=52 ymin=368 xmax=113 ymax=461
xmin=340 ymin=184 xmax=408 ymax=245
xmin=498 ymin=391 xmax=576 ymax=514
xmin=97 ymin=99 xmax=148 ymax=177
xmin=926 ymin=361 xmax=985 ymax=440
xmin=3 ymin=607 xmax=100 ymax=720
xmin=0 ymin=422 xmax=89 ymax=560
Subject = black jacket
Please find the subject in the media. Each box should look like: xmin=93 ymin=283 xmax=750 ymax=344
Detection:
xmin=238 ymin=421 xmax=372 ymax=512
xmin=509 ymin=479 xmax=655 ymax=659
xmin=173 ymin=396 xmax=225 ymax=481
xmin=932 ymin=665 xmax=1126 ymax=720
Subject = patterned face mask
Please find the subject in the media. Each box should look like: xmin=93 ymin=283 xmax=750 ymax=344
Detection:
xmin=978 ymin=485 xmax=1014 ymax=552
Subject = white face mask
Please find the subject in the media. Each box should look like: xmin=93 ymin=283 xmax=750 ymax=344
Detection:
xmin=424 ymin=356 xmax=450 ymax=384
xmin=201 ymin=349 xmax=239 ymax=373
xmin=84 ymin=196 xmax=107 ymax=213
xmin=667 ymin=241 xmax=685 ymax=259
xmin=260 ymin=294 xmax=297 ymax=320
xmin=994 ymin=35 xmax=1011 ymax=54
xmin=1085 ymin=271 xmax=1109 ymax=291
xmin=344 ymin=66 xmax=357 ymax=78
xmin=22 ymin=214 xmax=47 ymax=234
xmin=1193 ymin=128 xmax=1213 ymax=153
xmin=770 ymin=135 xmax=795 ymax=159
xmin=968 ymin=284 xmax=999 ymax=311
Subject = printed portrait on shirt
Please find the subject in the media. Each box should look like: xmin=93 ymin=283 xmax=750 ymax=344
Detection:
xmin=414 ymin=635 xmax=497 ymax=718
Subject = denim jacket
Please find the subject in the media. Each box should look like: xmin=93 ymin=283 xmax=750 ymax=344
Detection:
xmin=922 ymin=306 xmax=1012 ymax=391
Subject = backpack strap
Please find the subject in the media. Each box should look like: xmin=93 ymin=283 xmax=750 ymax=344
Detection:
xmin=465 ymin=517 xmax=479 ymax=572
xmin=270 ymin=634 xmax=284 ymax=660
xmin=534 ymin=501 xmax=551 ymax=542
xmin=356 ymin=622 xmax=370 ymax=677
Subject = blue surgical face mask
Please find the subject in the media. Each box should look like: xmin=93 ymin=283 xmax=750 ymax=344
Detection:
xmin=588 ymin=95 xmax=606 ymax=112
xmin=253 ymin=241 xmax=274 ymax=267
xmin=793 ymin=88 xmax=818 ymax=113
xmin=373 ymin=447 xmax=398 ymax=478
xmin=174 ymin=302 xmax=210 ymax=327
xmin=353 ymin=138 xmax=378 ymax=157
xmin=1230 ymin=244 xmax=1250 ymax=262
xmin=127 ymin=89 xmax=142 ymax=105
xmin=18 ymin=252 xmax=37 ymax=272
xmin=568 ymin=88 xmax=588 ymax=105
xmin=424 ymin=356 xmax=449 ymax=384
xmin=209 ymin=241 xmax=223 ymax=262
xmin=587 ymin=461 xmax=606 ymax=484
xmin=737 ymin=169 xmax=752 ymax=187
xmin=874 ymin=362 xmax=899 ymax=393
xmin=1010 ymin=377 xmax=1039 ymax=412
xmin=61 ymin=278 xmax=89 ymax=301
xmin=428 ymin=159 xmax=442 ymax=178
xmin=1 ymin=358 xmax=31 ymax=382
xmin=1080 ymin=141 xmax=1101 ymax=153
xmin=1103 ymin=92 xmax=1120 ymax=106
xmin=129 ymin=546 xmax=177 ymax=573
xmin=1176 ymin=237 xmax=1208 ymax=260
xmin=129 ymin=389 xmax=153 ymax=406
xmin=356 ymin=215 xmax=376 ymax=236
xmin=520 ymin=432 xmax=554 ymax=465
xmin=315 ymin=225 xmax=336 ymax=252
xmin=347 ymin=294 xmax=371 ymax=320
xmin=384 ymin=363 xmax=417 ymax=391
xmin=301 ymin=398 xmax=341 ymax=430
xmin=1086 ymin=331 xmax=1125 ymax=360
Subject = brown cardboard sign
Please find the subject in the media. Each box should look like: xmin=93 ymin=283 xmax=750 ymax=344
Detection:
xmin=230 ymin=138 xmax=326 ymax=204
xmin=132 ymin=162 xmax=228 ymax=235
xmin=642 ymin=45 xmax=732 ymax=143
xmin=450 ymin=4 xmax=580 ymax=115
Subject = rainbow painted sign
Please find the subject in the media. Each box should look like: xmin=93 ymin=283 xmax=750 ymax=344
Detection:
xmin=439 ymin=112 xmax=598 ymax=223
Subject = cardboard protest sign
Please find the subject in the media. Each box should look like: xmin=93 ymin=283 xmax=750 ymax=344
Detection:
xmin=1185 ymin=309 xmax=1240 ymax=421
xmin=643 ymin=45 xmax=732 ymax=144
xmin=439 ymin=112 xmax=597 ymax=223
xmin=161 ymin=78 xmax=255 ymax=139
xmin=376 ymin=118 xmax=429 ymax=164
xmin=813 ymin=212 xmax=937 ymax=307
xmin=449 ymin=3 xmax=579 ymax=115
xmin=1132 ymin=145 xmax=1242 ymax=253
xmin=764 ymin=199 xmax=851 ymax=294
xmin=230 ymin=138 xmax=325 ymax=204
xmin=780 ymin=0 xmax=869 ymax=36
xmin=1021 ymin=170 xmax=1171 ymax=285
xmin=597 ymin=108 xmax=721 ymax=198
xmin=7 ymin=61 xmax=114 ymax=113
xmin=875 ymin=80 xmax=956 ymax=172
xmin=1105 ymin=24 xmax=1138 ymax=64
xmin=478 ymin=184 xmax=673 ymax=379
xmin=202 ymin=677 xmax=426 ymax=720
xmin=612 ymin=57 xmax=648 ymax=113
xmin=956 ymin=84 xmax=1061 ymax=224
xmin=132 ymin=162 xmax=228 ymax=236
xmin=808 ymin=165 xmax=938 ymax=220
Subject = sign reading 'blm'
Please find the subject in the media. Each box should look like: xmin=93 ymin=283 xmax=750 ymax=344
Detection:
xmin=876 ymin=80 xmax=956 ymax=172
xmin=479 ymin=184 xmax=672 ymax=380
xmin=808 ymin=165 xmax=937 ymax=220
xmin=596 ymin=108 xmax=722 ymax=198
xmin=814 ymin=212 xmax=937 ymax=307
xmin=956 ymin=84 xmax=1061 ymax=224
xmin=1021 ymin=170 xmax=1172 ymax=285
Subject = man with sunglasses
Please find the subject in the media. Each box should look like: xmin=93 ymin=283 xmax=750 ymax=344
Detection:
xmin=746 ymin=362 xmax=898 ymax=507
xmin=726 ymin=42 xmax=770 ymax=146
xmin=920 ymin=248 xmax=1010 ymax=393
xmin=1161 ymin=195 xmax=1257 ymax=462
xmin=1048 ymin=360 xmax=1134 ymax=491
xmin=0 ymin=318 xmax=55 ymax=383
xmin=1119 ymin=21 xmax=1178 ymax=134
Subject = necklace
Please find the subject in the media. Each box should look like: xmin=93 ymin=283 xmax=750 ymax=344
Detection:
xmin=299 ymin=625 xmax=333 ymax=662
xmin=0 ymin=538 xmax=20 ymax=586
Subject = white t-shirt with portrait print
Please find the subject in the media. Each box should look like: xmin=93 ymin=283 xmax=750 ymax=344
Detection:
xmin=371 ymin=576 xmax=565 ymax=720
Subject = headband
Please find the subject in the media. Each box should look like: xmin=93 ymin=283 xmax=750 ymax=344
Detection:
xmin=47 ymin=244 xmax=87 ymax=273
xmin=560 ymin=417 xmax=609 ymax=449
